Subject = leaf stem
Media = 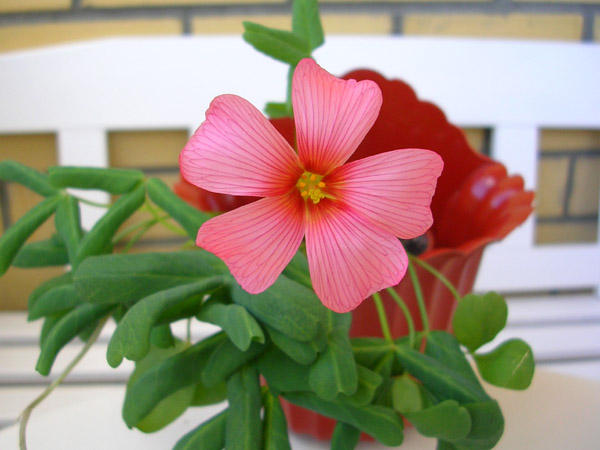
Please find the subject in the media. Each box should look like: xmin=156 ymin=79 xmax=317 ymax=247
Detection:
xmin=372 ymin=292 xmax=393 ymax=344
xmin=385 ymin=288 xmax=416 ymax=349
xmin=143 ymin=201 xmax=188 ymax=237
xmin=409 ymin=254 xmax=461 ymax=302
xmin=408 ymin=260 xmax=429 ymax=334
xmin=18 ymin=315 xmax=110 ymax=450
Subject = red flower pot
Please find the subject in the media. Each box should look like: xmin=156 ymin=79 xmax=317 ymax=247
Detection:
xmin=176 ymin=69 xmax=533 ymax=442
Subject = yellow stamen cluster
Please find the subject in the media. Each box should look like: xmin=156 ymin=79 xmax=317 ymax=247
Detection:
xmin=297 ymin=171 xmax=327 ymax=204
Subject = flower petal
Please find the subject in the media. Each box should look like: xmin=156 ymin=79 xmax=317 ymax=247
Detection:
xmin=196 ymin=193 xmax=305 ymax=294
xmin=327 ymin=149 xmax=443 ymax=239
xmin=305 ymin=201 xmax=407 ymax=313
xmin=292 ymin=58 xmax=382 ymax=175
xmin=180 ymin=94 xmax=302 ymax=197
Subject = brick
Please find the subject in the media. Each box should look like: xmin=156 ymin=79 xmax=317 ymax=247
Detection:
xmin=0 ymin=267 xmax=67 ymax=310
xmin=193 ymin=15 xmax=291 ymax=35
xmin=462 ymin=128 xmax=488 ymax=154
xmin=595 ymin=15 xmax=600 ymax=42
xmin=0 ymin=134 xmax=57 ymax=240
xmin=404 ymin=14 xmax=583 ymax=41
xmin=0 ymin=134 xmax=61 ymax=311
xmin=0 ymin=0 xmax=70 ymax=13
xmin=536 ymin=222 xmax=598 ymax=245
xmin=0 ymin=19 xmax=182 ymax=53
xmin=321 ymin=0 xmax=491 ymax=3
xmin=109 ymin=130 xmax=188 ymax=168
xmin=515 ymin=0 xmax=600 ymax=3
xmin=569 ymin=156 xmax=600 ymax=216
xmin=84 ymin=0 xmax=283 ymax=7
xmin=536 ymin=157 xmax=570 ymax=218
xmin=540 ymin=129 xmax=600 ymax=153
xmin=193 ymin=14 xmax=392 ymax=35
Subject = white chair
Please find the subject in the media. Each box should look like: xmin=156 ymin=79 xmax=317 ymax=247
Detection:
xmin=0 ymin=36 xmax=599 ymax=431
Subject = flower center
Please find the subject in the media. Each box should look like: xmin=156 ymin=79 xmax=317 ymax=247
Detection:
xmin=297 ymin=171 xmax=327 ymax=204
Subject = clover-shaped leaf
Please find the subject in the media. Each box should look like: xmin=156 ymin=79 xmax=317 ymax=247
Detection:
xmin=475 ymin=339 xmax=535 ymax=390
xmin=452 ymin=292 xmax=508 ymax=352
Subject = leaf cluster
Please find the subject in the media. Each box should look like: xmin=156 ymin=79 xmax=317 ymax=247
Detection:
xmin=1 ymin=159 xmax=534 ymax=449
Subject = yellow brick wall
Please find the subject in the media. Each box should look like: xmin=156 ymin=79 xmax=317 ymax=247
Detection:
xmin=403 ymin=14 xmax=583 ymax=41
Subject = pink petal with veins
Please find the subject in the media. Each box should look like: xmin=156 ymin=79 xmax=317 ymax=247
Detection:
xmin=196 ymin=193 xmax=305 ymax=294
xmin=328 ymin=149 xmax=443 ymax=239
xmin=292 ymin=58 xmax=382 ymax=175
xmin=305 ymin=201 xmax=407 ymax=313
xmin=180 ymin=94 xmax=302 ymax=197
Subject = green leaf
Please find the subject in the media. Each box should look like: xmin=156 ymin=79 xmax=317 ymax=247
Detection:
xmin=395 ymin=343 xmax=489 ymax=405
xmin=48 ymin=166 xmax=144 ymax=194
xmin=202 ymin=339 xmax=265 ymax=388
xmin=351 ymin=337 xmax=395 ymax=370
xmin=74 ymin=250 xmax=225 ymax=304
xmin=292 ymin=0 xmax=324 ymax=51
xmin=36 ymin=303 xmax=113 ymax=376
xmin=331 ymin=421 xmax=361 ymax=450
xmin=129 ymin=341 xmax=196 ymax=433
xmin=262 ymin=389 xmax=292 ymax=450
xmin=266 ymin=325 xmax=317 ymax=365
xmin=404 ymin=400 xmax=471 ymax=441
xmin=446 ymin=400 xmax=504 ymax=450
xmin=146 ymin=177 xmax=210 ymax=239
xmin=281 ymin=250 xmax=312 ymax=289
xmin=191 ymin=380 xmax=227 ymax=406
xmin=452 ymin=292 xmax=508 ymax=353
xmin=13 ymin=235 xmax=68 ymax=268
xmin=264 ymin=102 xmax=290 ymax=119
xmin=226 ymin=366 xmax=262 ymax=450
xmin=474 ymin=339 xmax=535 ymax=390
xmin=284 ymin=392 xmax=404 ymax=447
xmin=28 ymin=284 xmax=82 ymax=320
xmin=308 ymin=312 xmax=357 ymax=400
xmin=107 ymin=277 xmax=223 ymax=367
xmin=425 ymin=331 xmax=481 ymax=386
xmin=198 ymin=302 xmax=264 ymax=352
xmin=173 ymin=409 xmax=228 ymax=450
xmin=74 ymin=184 xmax=145 ymax=265
xmin=149 ymin=323 xmax=175 ymax=349
xmin=54 ymin=196 xmax=82 ymax=266
xmin=231 ymin=275 xmax=326 ymax=342
xmin=39 ymin=313 xmax=65 ymax=347
xmin=0 ymin=194 xmax=62 ymax=276
xmin=0 ymin=160 xmax=58 ymax=196
xmin=392 ymin=373 xmax=423 ymax=414
xmin=122 ymin=332 xmax=226 ymax=427
xmin=28 ymin=271 xmax=72 ymax=314
xmin=256 ymin=347 xmax=311 ymax=393
xmin=243 ymin=22 xmax=310 ymax=66
xmin=341 ymin=365 xmax=382 ymax=406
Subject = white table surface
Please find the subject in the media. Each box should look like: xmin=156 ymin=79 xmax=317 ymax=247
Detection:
xmin=0 ymin=369 xmax=599 ymax=449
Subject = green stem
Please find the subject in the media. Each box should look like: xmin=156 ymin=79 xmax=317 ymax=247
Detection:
xmin=408 ymin=260 xmax=429 ymax=335
xmin=121 ymin=220 xmax=157 ymax=253
xmin=19 ymin=315 xmax=110 ymax=450
xmin=409 ymin=254 xmax=461 ymax=302
xmin=72 ymin=196 xmax=111 ymax=209
xmin=385 ymin=288 xmax=416 ymax=349
xmin=143 ymin=202 xmax=188 ymax=237
xmin=372 ymin=292 xmax=393 ymax=344
xmin=112 ymin=216 xmax=160 ymax=245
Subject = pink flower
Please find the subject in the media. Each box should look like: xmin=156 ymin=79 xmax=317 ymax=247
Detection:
xmin=179 ymin=58 xmax=443 ymax=313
